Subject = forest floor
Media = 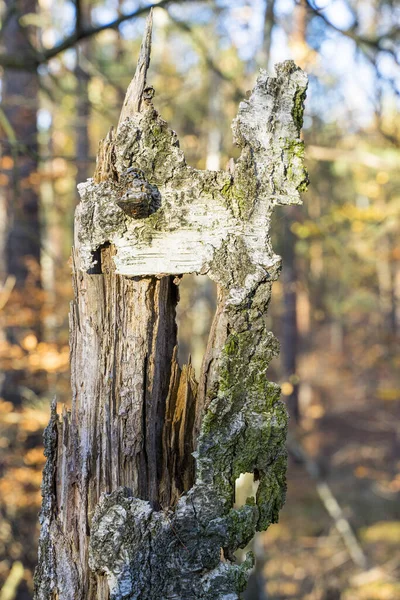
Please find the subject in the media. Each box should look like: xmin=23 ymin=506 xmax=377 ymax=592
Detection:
xmin=0 ymin=323 xmax=399 ymax=599
xmin=254 ymin=326 xmax=400 ymax=600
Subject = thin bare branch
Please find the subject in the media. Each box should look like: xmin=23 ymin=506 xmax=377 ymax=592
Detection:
xmin=74 ymin=0 xmax=83 ymax=36
xmin=0 ymin=275 xmax=16 ymax=311
xmin=166 ymin=12 xmax=244 ymax=99
xmin=0 ymin=0 xmax=174 ymax=69
xmin=288 ymin=434 xmax=368 ymax=570
xmin=302 ymin=0 xmax=400 ymax=65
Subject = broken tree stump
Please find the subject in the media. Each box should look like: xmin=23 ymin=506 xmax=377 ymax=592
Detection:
xmin=35 ymin=12 xmax=308 ymax=600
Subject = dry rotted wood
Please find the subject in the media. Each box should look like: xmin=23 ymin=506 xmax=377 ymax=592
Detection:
xmin=35 ymin=11 xmax=308 ymax=600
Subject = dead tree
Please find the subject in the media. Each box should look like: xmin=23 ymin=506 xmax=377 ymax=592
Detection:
xmin=35 ymin=12 xmax=307 ymax=600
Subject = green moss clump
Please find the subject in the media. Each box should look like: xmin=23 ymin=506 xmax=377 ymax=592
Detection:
xmin=197 ymin=296 xmax=288 ymax=555
xmin=227 ymin=504 xmax=258 ymax=550
xmin=256 ymin=451 xmax=287 ymax=530
xmin=227 ymin=147 xmax=258 ymax=220
xmin=292 ymin=86 xmax=307 ymax=132
xmin=285 ymin=139 xmax=309 ymax=193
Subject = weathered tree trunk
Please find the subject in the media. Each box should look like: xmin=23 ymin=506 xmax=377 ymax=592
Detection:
xmin=35 ymin=13 xmax=307 ymax=600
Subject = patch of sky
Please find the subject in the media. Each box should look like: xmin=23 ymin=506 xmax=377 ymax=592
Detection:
xmin=38 ymin=65 xmax=47 ymax=77
xmin=243 ymin=0 xmax=266 ymax=58
xmin=387 ymin=6 xmax=400 ymax=35
xmin=319 ymin=34 xmax=355 ymax=68
xmin=215 ymin=0 xmax=265 ymax=62
xmin=307 ymin=16 xmax=329 ymax=53
xmin=91 ymin=5 xmax=118 ymax=27
xmin=343 ymin=69 xmax=376 ymax=127
xmin=120 ymin=0 xmax=136 ymax=13
xmin=206 ymin=0 xmax=376 ymax=127
xmin=303 ymin=115 xmax=313 ymax=130
xmin=66 ymin=0 xmax=394 ymax=131
xmin=377 ymin=54 xmax=399 ymax=82
xmin=307 ymin=76 xmax=342 ymax=123
xmin=269 ymin=27 xmax=290 ymax=67
xmin=300 ymin=24 xmax=377 ymax=127
xmin=313 ymin=0 xmax=356 ymax=30
xmin=215 ymin=0 xmax=242 ymax=8
xmin=47 ymin=59 xmax=62 ymax=75
xmin=169 ymin=35 xmax=200 ymax=74
xmin=380 ymin=78 xmax=400 ymax=107
xmin=169 ymin=2 xmax=212 ymax=25
xmin=51 ymin=1 xmax=76 ymax=40
xmin=38 ymin=109 xmax=52 ymax=131
xmin=120 ymin=16 xmax=147 ymax=39
xmin=274 ymin=0 xmax=296 ymax=17
xmin=63 ymin=49 xmax=77 ymax=71
xmin=357 ymin=2 xmax=375 ymax=35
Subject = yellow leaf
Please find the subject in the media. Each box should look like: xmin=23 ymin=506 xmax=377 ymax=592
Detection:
xmin=351 ymin=220 xmax=365 ymax=233
xmin=376 ymin=171 xmax=389 ymax=184
xmin=21 ymin=333 xmax=38 ymax=351
xmin=377 ymin=388 xmax=400 ymax=401
xmin=281 ymin=382 xmax=294 ymax=396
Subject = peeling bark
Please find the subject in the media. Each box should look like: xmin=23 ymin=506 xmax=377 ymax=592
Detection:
xmin=35 ymin=12 xmax=307 ymax=600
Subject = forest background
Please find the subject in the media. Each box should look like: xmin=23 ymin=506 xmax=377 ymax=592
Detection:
xmin=0 ymin=0 xmax=399 ymax=599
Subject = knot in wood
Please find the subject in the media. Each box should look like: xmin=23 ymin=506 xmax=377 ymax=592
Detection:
xmin=143 ymin=86 xmax=155 ymax=104
xmin=117 ymin=167 xmax=160 ymax=219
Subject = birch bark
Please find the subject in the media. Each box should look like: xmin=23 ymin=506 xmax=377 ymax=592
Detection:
xmin=35 ymin=12 xmax=308 ymax=600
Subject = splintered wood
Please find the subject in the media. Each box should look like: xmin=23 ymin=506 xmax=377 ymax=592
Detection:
xmin=35 ymin=11 xmax=307 ymax=600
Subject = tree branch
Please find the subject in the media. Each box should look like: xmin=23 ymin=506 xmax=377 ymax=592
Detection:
xmin=74 ymin=0 xmax=83 ymax=36
xmin=0 ymin=0 xmax=18 ymax=41
xmin=0 ymin=0 xmax=178 ymax=69
xmin=166 ymin=12 xmax=244 ymax=98
xmin=288 ymin=434 xmax=368 ymax=570
xmin=302 ymin=0 xmax=399 ymax=65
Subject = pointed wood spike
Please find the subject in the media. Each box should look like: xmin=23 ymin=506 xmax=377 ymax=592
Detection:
xmin=118 ymin=8 xmax=153 ymax=129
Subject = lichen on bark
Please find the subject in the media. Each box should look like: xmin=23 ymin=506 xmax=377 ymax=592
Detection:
xmin=35 ymin=13 xmax=307 ymax=600
xmin=75 ymin=60 xmax=307 ymax=305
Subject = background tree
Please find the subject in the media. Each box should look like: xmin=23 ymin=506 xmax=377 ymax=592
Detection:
xmin=0 ymin=0 xmax=42 ymax=405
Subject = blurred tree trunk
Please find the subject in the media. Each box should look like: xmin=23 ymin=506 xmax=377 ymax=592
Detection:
xmin=281 ymin=208 xmax=300 ymax=421
xmin=279 ymin=0 xmax=309 ymax=423
xmin=376 ymin=234 xmax=397 ymax=338
xmin=0 ymin=0 xmax=42 ymax=403
xmin=205 ymin=13 xmax=222 ymax=173
xmin=35 ymin=14 xmax=308 ymax=599
xmin=205 ymin=70 xmax=222 ymax=171
xmin=260 ymin=0 xmax=276 ymax=68
xmin=75 ymin=59 xmax=91 ymax=185
xmin=75 ymin=3 xmax=93 ymax=186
